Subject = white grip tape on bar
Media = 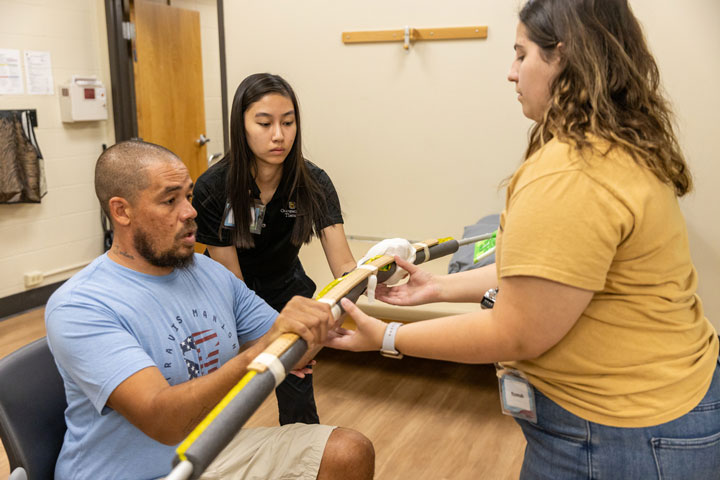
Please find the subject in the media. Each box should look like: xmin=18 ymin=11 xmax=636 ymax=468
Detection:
xmin=416 ymin=242 xmax=430 ymax=263
xmin=165 ymin=460 xmax=193 ymax=480
xmin=317 ymin=297 xmax=342 ymax=320
xmin=357 ymin=264 xmax=379 ymax=303
xmin=252 ymin=353 xmax=286 ymax=387
xmin=357 ymin=264 xmax=379 ymax=273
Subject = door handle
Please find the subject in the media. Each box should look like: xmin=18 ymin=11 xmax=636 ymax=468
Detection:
xmin=196 ymin=134 xmax=210 ymax=146
xmin=208 ymin=152 xmax=222 ymax=166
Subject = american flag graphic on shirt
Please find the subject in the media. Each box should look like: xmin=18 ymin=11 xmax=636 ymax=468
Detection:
xmin=180 ymin=329 xmax=220 ymax=378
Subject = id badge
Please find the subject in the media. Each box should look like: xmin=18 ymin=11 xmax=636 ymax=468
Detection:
xmin=249 ymin=200 xmax=266 ymax=234
xmin=496 ymin=365 xmax=537 ymax=424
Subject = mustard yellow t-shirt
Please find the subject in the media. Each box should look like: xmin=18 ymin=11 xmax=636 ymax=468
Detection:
xmin=499 ymin=136 xmax=718 ymax=428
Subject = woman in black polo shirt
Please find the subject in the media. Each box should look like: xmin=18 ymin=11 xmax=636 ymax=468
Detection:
xmin=192 ymin=73 xmax=356 ymax=425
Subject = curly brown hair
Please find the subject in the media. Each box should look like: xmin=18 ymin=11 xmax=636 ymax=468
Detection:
xmin=520 ymin=0 xmax=692 ymax=196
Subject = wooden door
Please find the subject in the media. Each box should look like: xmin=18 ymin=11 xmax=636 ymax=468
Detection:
xmin=131 ymin=0 xmax=208 ymax=182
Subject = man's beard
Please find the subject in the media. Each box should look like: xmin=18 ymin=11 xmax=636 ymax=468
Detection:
xmin=133 ymin=220 xmax=196 ymax=269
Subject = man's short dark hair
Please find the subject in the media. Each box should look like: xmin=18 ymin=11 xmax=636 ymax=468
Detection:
xmin=95 ymin=140 xmax=179 ymax=219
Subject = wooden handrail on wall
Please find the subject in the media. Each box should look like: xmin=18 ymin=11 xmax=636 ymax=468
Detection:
xmin=342 ymin=26 xmax=488 ymax=50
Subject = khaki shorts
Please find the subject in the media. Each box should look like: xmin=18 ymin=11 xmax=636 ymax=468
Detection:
xmin=192 ymin=423 xmax=336 ymax=480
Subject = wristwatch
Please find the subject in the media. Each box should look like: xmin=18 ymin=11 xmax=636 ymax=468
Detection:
xmin=481 ymin=287 xmax=499 ymax=309
xmin=380 ymin=322 xmax=404 ymax=359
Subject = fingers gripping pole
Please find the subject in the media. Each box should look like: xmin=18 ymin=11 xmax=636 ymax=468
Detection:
xmin=317 ymin=297 xmax=343 ymax=320
xmin=169 ymin=234 xmax=483 ymax=479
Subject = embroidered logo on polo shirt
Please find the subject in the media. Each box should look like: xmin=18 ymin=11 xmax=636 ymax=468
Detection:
xmin=281 ymin=201 xmax=297 ymax=218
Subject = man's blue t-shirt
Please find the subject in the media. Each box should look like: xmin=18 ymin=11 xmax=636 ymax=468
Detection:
xmin=45 ymin=253 xmax=277 ymax=480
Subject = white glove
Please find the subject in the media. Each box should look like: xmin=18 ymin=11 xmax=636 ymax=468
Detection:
xmin=357 ymin=238 xmax=416 ymax=286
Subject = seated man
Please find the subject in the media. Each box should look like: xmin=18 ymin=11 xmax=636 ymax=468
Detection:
xmin=45 ymin=140 xmax=374 ymax=480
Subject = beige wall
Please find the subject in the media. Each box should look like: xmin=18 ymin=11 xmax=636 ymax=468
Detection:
xmin=224 ymin=0 xmax=720 ymax=329
xmin=0 ymin=0 xmax=222 ymax=301
xmin=1 ymin=1 xmax=717 ymax=330
xmin=0 ymin=0 xmax=114 ymax=299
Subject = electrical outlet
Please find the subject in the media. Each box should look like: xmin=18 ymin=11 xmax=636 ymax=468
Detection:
xmin=24 ymin=271 xmax=44 ymax=288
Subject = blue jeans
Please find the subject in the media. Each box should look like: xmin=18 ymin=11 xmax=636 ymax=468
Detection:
xmin=516 ymin=355 xmax=720 ymax=479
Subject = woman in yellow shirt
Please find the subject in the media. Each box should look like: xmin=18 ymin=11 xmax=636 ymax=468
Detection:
xmin=327 ymin=0 xmax=720 ymax=478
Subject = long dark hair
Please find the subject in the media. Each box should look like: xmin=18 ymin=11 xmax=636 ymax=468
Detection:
xmin=519 ymin=0 xmax=692 ymax=196
xmin=225 ymin=73 xmax=327 ymax=248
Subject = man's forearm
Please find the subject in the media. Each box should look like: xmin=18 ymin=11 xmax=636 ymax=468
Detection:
xmin=110 ymin=334 xmax=274 ymax=445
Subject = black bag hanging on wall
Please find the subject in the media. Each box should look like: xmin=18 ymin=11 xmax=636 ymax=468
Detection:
xmin=0 ymin=110 xmax=47 ymax=204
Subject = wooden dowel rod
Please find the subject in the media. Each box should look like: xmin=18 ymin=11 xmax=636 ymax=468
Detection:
xmin=342 ymin=26 xmax=487 ymax=44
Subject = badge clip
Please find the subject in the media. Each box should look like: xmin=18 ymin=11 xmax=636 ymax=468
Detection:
xmin=496 ymin=366 xmax=537 ymax=424
xmin=249 ymin=200 xmax=266 ymax=234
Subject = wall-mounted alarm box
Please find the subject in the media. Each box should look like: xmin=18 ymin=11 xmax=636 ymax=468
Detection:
xmin=59 ymin=76 xmax=108 ymax=122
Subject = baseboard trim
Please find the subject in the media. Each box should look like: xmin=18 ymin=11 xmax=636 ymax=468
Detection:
xmin=0 ymin=281 xmax=65 ymax=320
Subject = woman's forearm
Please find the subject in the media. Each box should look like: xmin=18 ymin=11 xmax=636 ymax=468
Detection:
xmin=392 ymin=309 xmax=523 ymax=364
xmin=393 ymin=274 xmax=591 ymax=364
xmin=320 ymin=224 xmax=357 ymax=278
xmin=436 ymin=263 xmax=497 ymax=304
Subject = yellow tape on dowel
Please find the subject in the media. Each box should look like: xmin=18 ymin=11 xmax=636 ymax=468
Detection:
xmin=173 ymin=237 xmax=454 ymax=473
xmin=176 ymin=370 xmax=257 ymax=462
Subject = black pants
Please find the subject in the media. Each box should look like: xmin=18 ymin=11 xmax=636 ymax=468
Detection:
xmin=245 ymin=260 xmax=320 ymax=425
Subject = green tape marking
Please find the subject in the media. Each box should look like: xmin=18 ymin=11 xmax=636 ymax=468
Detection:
xmin=473 ymin=231 xmax=497 ymax=264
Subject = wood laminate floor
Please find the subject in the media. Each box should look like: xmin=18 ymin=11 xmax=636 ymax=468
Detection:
xmin=0 ymin=308 xmax=525 ymax=479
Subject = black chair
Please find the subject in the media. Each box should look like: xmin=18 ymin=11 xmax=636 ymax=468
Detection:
xmin=0 ymin=338 xmax=67 ymax=479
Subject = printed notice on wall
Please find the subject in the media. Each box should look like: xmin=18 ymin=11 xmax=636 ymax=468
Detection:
xmin=0 ymin=49 xmax=24 ymax=95
xmin=24 ymin=50 xmax=54 ymax=95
